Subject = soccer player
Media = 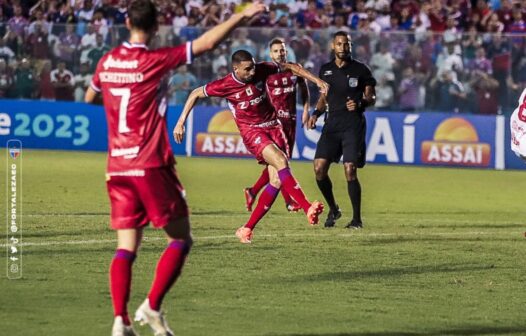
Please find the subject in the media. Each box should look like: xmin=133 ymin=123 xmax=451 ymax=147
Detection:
xmin=174 ymin=50 xmax=328 ymax=244
xmin=84 ymin=1 xmax=267 ymax=335
xmin=510 ymin=88 xmax=526 ymax=159
xmin=244 ymin=38 xmax=310 ymax=213
xmin=307 ymin=31 xmax=376 ymax=229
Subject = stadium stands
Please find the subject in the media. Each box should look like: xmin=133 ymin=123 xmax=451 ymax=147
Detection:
xmin=0 ymin=0 xmax=523 ymax=114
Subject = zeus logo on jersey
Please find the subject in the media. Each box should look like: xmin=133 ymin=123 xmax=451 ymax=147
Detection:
xmin=273 ymin=86 xmax=295 ymax=95
xmin=237 ymin=94 xmax=266 ymax=109
xmin=103 ymin=55 xmax=139 ymax=70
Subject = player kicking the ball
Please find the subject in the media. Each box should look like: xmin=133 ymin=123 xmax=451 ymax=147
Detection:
xmin=174 ymin=50 xmax=328 ymax=244
xmin=243 ymin=38 xmax=311 ymax=213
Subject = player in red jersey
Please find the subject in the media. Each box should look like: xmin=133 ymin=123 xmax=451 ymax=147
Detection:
xmin=174 ymin=50 xmax=328 ymax=244
xmin=84 ymin=1 xmax=267 ymax=335
xmin=244 ymin=38 xmax=311 ymax=213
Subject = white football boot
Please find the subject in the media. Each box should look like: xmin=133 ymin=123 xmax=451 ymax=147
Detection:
xmin=112 ymin=316 xmax=139 ymax=336
xmin=134 ymin=299 xmax=174 ymax=336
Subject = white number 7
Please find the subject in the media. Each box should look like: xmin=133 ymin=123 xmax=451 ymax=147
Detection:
xmin=110 ymin=88 xmax=131 ymax=133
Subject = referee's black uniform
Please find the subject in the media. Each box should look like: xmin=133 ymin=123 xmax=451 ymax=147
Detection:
xmin=314 ymin=58 xmax=376 ymax=167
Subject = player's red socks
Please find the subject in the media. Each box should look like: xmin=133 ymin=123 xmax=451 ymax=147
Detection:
xmin=148 ymin=240 xmax=190 ymax=311
xmin=245 ymin=184 xmax=279 ymax=229
xmin=251 ymin=167 xmax=270 ymax=196
xmin=278 ymin=167 xmax=311 ymax=212
xmin=110 ymin=249 xmax=136 ymax=325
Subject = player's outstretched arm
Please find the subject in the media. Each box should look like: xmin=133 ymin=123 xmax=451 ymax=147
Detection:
xmin=174 ymin=86 xmax=207 ymax=144
xmin=280 ymin=63 xmax=328 ymax=95
xmin=191 ymin=2 xmax=267 ymax=57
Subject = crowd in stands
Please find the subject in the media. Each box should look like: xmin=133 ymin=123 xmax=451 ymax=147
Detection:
xmin=0 ymin=0 xmax=523 ymax=114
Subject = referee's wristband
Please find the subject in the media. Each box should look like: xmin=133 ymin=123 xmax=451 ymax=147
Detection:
xmin=312 ymin=109 xmax=324 ymax=117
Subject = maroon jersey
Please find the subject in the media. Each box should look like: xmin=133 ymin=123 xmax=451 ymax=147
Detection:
xmin=91 ymin=41 xmax=192 ymax=173
xmin=266 ymin=66 xmax=304 ymax=121
xmin=203 ymin=62 xmax=279 ymax=131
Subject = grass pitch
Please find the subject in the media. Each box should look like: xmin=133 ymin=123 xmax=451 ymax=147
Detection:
xmin=1 ymin=150 xmax=525 ymax=336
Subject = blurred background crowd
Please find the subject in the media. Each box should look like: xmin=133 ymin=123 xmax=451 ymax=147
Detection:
xmin=0 ymin=0 xmax=524 ymax=114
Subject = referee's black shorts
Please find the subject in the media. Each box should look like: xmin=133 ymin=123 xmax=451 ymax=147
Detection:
xmin=314 ymin=118 xmax=366 ymax=168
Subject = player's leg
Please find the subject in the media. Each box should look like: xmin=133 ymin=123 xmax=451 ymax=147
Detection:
xmin=261 ymin=144 xmax=324 ymax=224
xmin=236 ymin=166 xmax=281 ymax=243
xmin=133 ymin=167 xmax=191 ymax=335
xmin=280 ymin=120 xmax=300 ymax=212
xmin=314 ymin=131 xmax=343 ymax=227
xmin=244 ymin=166 xmax=269 ymax=211
xmin=111 ymin=228 xmax=143 ymax=333
xmin=107 ymin=174 xmax=146 ymax=334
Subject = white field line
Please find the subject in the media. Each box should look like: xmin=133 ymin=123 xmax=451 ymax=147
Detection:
xmin=0 ymin=231 xmax=520 ymax=248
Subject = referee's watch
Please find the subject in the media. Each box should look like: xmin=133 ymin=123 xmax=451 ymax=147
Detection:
xmin=312 ymin=109 xmax=324 ymax=117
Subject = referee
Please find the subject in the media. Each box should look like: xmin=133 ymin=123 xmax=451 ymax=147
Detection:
xmin=307 ymin=31 xmax=376 ymax=229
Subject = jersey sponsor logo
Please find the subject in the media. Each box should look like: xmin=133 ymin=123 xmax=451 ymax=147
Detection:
xmin=272 ymin=86 xmax=295 ymax=96
xmin=348 ymin=77 xmax=358 ymax=87
xmin=237 ymin=93 xmax=266 ymax=110
xmin=277 ymin=109 xmax=291 ymax=118
xmin=195 ymin=110 xmax=251 ymax=157
xmin=110 ymin=145 xmax=140 ymax=159
xmin=324 ymin=70 xmax=332 ymax=76
xmin=421 ymin=118 xmax=490 ymax=167
xmin=103 ymin=55 xmax=139 ymax=70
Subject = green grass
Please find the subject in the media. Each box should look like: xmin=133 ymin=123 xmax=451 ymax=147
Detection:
xmin=1 ymin=150 xmax=525 ymax=336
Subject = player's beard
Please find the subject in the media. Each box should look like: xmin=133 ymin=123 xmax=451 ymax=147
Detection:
xmin=336 ymin=51 xmax=350 ymax=60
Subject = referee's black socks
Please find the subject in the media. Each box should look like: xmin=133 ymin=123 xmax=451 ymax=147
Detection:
xmin=316 ymin=177 xmax=337 ymax=212
xmin=347 ymin=179 xmax=362 ymax=222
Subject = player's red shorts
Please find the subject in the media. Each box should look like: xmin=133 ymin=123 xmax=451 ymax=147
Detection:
xmin=240 ymin=122 xmax=289 ymax=164
xmin=279 ymin=118 xmax=296 ymax=157
xmin=106 ymin=165 xmax=189 ymax=230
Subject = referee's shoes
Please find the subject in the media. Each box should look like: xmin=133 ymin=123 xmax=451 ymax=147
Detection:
xmin=345 ymin=219 xmax=363 ymax=229
xmin=324 ymin=206 xmax=342 ymax=228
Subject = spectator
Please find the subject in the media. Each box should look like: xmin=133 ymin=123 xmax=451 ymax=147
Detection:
xmin=201 ymin=2 xmax=223 ymax=27
xmin=0 ymin=38 xmax=15 ymax=63
xmin=375 ymin=75 xmax=394 ymax=109
xmin=28 ymin=9 xmax=50 ymax=35
xmin=0 ymin=58 xmax=12 ymax=97
xmin=55 ymin=24 xmax=79 ymax=69
xmin=469 ymin=70 xmax=500 ymax=114
xmin=436 ymin=41 xmax=464 ymax=81
xmin=169 ymin=65 xmax=197 ymax=105
xmin=470 ymin=47 xmax=493 ymax=75
xmin=112 ymin=0 xmax=128 ymax=25
xmin=37 ymin=60 xmax=54 ymax=100
xmin=50 ymin=60 xmax=74 ymax=101
xmin=435 ymin=70 xmax=467 ymax=113
xmin=26 ymin=22 xmax=52 ymax=62
xmin=73 ymin=62 xmax=91 ymax=102
xmin=77 ymin=0 xmax=95 ymax=23
xmin=370 ymin=42 xmax=396 ymax=82
xmin=87 ymin=34 xmax=110 ymax=72
xmin=230 ymin=29 xmax=257 ymax=56
xmin=8 ymin=5 xmax=28 ymax=39
xmin=13 ymin=58 xmax=36 ymax=99
xmin=172 ymin=5 xmax=188 ymax=35
xmin=398 ymin=67 xmax=423 ymax=111
xmin=91 ymin=9 xmax=109 ymax=40
xmin=79 ymin=23 xmax=97 ymax=63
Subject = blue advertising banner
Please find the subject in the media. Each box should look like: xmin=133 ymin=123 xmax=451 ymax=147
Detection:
xmin=0 ymin=100 xmax=186 ymax=155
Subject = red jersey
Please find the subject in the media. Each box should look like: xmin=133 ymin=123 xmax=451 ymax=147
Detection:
xmin=203 ymin=62 xmax=279 ymax=131
xmin=266 ymin=66 xmax=304 ymax=121
xmin=91 ymin=41 xmax=192 ymax=173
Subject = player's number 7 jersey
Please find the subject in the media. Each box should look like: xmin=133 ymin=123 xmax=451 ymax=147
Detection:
xmin=91 ymin=41 xmax=192 ymax=173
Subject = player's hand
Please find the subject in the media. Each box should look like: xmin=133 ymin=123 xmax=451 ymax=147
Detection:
xmin=173 ymin=123 xmax=185 ymax=144
xmin=307 ymin=115 xmax=318 ymax=129
xmin=347 ymin=99 xmax=357 ymax=111
xmin=241 ymin=2 xmax=268 ymax=19
xmin=316 ymin=80 xmax=329 ymax=95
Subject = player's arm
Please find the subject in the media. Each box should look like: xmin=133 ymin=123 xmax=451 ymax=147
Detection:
xmin=173 ymin=86 xmax=207 ymax=144
xmin=297 ymin=77 xmax=310 ymax=127
xmin=84 ymin=86 xmax=98 ymax=103
xmin=280 ymin=62 xmax=328 ymax=95
xmin=191 ymin=3 xmax=266 ymax=57
xmin=307 ymin=93 xmax=327 ymax=129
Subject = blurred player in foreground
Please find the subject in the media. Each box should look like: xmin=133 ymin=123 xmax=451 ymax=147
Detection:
xmin=243 ymin=38 xmax=311 ymax=213
xmin=174 ymin=50 xmax=328 ymax=244
xmin=84 ymin=1 xmax=267 ymax=335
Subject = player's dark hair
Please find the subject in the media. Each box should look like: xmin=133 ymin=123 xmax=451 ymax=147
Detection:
xmin=269 ymin=38 xmax=284 ymax=48
xmin=231 ymin=50 xmax=254 ymax=65
xmin=333 ymin=31 xmax=350 ymax=41
xmin=127 ymin=0 xmax=158 ymax=33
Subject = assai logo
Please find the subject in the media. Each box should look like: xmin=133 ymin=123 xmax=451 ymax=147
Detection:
xmin=195 ymin=110 xmax=251 ymax=157
xmin=421 ymin=117 xmax=490 ymax=167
